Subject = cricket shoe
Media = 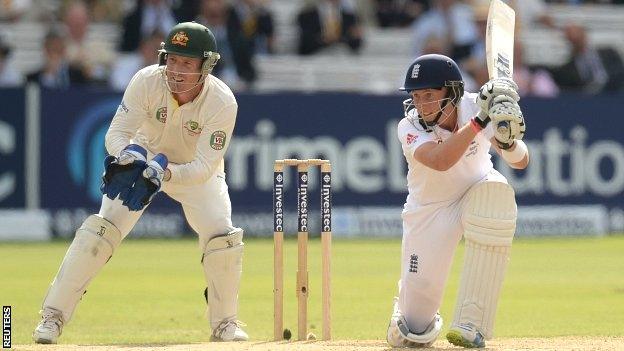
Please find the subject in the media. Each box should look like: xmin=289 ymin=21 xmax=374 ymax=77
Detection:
xmin=386 ymin=297 xmax=441 ymax=348
xmin=33 ymin=307 xmax=64 ymax=344
xmin=446 ymin=323 xmax=485 ymax=348
xmin=210 ymin=319 xmax=249 ymax=341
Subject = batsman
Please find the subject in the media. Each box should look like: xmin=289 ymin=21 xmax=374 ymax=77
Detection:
xmin=33 ymin=22 xmax=248 ymax=343
xmin=386 ymin=54 xmax=528 ymax=348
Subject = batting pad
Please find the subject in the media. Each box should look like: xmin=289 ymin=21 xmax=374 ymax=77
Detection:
xmin=202 ymin=228 xmax=244 ymax=329
xmin=453 ymin=181 xmax=517 ymax=339
xmin=43 ymin=215 xmax=122 ymax=322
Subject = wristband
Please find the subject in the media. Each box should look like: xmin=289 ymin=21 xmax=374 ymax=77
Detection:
xmin=497 ymin=139 xmax=515 ymax=150
xmin=470 ymin=118 xmax=483 ymax=134
xmin=501 ymin=140 xmax=528 ymax=164
xmin=152 ymin=153 xmax=169 ymax=170
xmin=123 ymin=144 xmax=147 ymax=158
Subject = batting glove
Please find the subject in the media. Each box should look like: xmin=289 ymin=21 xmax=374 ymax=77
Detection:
xmin=477 ymin=78 xmax=519 ymax=122
xmin=489 ymin=95 xmax=526 ymax=149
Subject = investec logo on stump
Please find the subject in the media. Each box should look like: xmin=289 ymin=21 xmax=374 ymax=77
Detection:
xmin=273 ymin=172 xmax=284 ymax=232
xmin=321 ymin=173 xmax=331 ymax=232
xmin=2 ymin=306 xmax=10 ymax=349
xmin=298 ymin=172 xmax=308 ymax=232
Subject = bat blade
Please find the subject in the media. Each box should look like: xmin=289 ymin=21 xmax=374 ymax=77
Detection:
xmin=486 ymin=0 xmax=515 ymax=80
xmin=486 ymin=0 xmax=516 ymax=134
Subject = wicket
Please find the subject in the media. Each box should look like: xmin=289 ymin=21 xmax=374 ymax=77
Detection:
xmin=273 ymin=158 xmax=332 ymax=341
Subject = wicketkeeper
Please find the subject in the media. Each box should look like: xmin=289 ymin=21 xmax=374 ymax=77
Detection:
xmin=33 ymin=22 xmax=248 ymax=343
xmin=386 ymin=54 xmax=529 ymax=348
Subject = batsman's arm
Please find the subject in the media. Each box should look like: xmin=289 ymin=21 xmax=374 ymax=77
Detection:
xmin=413 ymin=121 xmax=480 ymax=172
xmin=105 ymin=71 xmax=150 ymax=157
xmin=491 ymin=138 xmax=529 ymax=169
xmin=166 ymin=103 xmax=237 ymax=185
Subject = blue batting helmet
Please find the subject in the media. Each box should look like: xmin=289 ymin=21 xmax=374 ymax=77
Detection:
xmin=399 ymin=54 xmax=464 ymax=104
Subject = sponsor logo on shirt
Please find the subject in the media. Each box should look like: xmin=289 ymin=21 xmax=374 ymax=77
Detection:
xmin=155 ymin=107 xmax=167 ymax=123
xmin=171 ymin=31 xmax=189 ymax=46
xmin=465 ymin=140 xmax=478 ymax=157
xmin=406 ymin=133 xmax=418 ymax=145
xmin=184 ymin=120 xmax=202 ymax=136
xmin=210 ymin=130 xmax=227 ymax=150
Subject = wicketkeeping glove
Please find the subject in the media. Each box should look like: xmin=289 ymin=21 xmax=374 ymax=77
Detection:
xmin=122 ymin=154 xmax=168 ymax=211
xmin=100 ymin=144 xmax=147 ymax=200
xmin=489 ymin=95 xmax=526 ymax=149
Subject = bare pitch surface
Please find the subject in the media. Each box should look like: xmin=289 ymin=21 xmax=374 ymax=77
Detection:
xmin=11 ymin=337 xmax=624 ymax=350
xmin=1 ymin=236 xmax=623 ymax=346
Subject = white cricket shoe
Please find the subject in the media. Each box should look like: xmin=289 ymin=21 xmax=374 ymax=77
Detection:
xmin=446 ymin=323 xmax=486 ymax=348
xmin=32 ymin=308 xmax=64 ymax=344
xmin=386 ymin=297 xmax=442 ymax=348
xmin=210 ymin=320 xmax=249 ymax=342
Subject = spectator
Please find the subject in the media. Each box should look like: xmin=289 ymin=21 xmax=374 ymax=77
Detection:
xmin=231 ymin=0 xmax=275 ymax=54
xmin=509 ymin=0 xmax=555 ymax=29
xmin=513 ymin=41 xmax=559 ymax=97
xmin=1 ymin=0 xmax=62 ymax=22
xmin=375 ymin=0 xmax=429 ymax=28
xmin=63 ymin=0 xmax=113 ymax=82
xmin=81 ymin=0 xmax=127 ymax=23
xmin=196 ymin=0 xmax=238 ymax=87
xmin=472 ymin=0 xmax=555 ymax=29
xmin=196 ymin=0 xmax=262 ymax=89
xmin=26 ymin=28 xmax=89 ymax=89
xmin=119 ymin=0 xmax=177 ymax=52
xmin=411 ymin=0 xmax=478 ymax=62
xmin=0 ymin=37 xmax=23 ymax=87
xmin=297 ymin=0 xmax=363 ymax=55
xmin=460 ymin=2 xmax=488 ymax=87
xmin=109 ymin=30 xmax=165 ymax=91
xmin=462 ymin=3 xmax=558 ymax=96
xmin=552 ymin=24 xmax=624 ymax=93
xmin=0 ymin=0 xmax=31 ymax=22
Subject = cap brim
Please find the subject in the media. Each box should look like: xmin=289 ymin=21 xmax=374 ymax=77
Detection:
xmin=159 ymin=48 xmax=202 ymax=59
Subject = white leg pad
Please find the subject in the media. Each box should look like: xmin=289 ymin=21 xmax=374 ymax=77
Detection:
xmin=42 ymin=215 xmax=121 ymax=322
xmin=453 ymin=182 xmax=517 ymax=339
xmin=201 ymin=228 xmax=244 ymax=329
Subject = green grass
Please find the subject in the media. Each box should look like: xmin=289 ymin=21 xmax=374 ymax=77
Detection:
xmin=1 ymin=236 xmax=623 ymax=344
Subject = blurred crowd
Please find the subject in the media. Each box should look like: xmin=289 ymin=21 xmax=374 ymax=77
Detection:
xmin=0 ymin=0 xmax=623 ymax=95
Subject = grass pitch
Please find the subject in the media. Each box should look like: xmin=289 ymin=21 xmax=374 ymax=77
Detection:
xmin=1 ymin=236 xmax=623 ymax=346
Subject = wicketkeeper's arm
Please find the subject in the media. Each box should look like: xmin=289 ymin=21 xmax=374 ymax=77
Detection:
xmin=166 ymin=103 xmax=238 ymax=185
xmin=105 ymin=71 xmax=149 ymax=157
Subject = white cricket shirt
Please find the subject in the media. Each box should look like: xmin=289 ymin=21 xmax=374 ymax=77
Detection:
xmin=397 ymin=92 xmax=496 ymax=211
xmin=105 ymin=65 xmax=237 ymax=186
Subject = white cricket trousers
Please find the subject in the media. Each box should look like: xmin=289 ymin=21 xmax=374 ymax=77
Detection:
xmin=398 ymin=169 xmax=507 ymax=333
xmin=100 ymin=170 xmax=234 ymax=248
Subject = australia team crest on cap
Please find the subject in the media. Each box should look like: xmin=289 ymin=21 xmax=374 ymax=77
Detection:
xmin=171 ymin=31 xmax=189 ymax=46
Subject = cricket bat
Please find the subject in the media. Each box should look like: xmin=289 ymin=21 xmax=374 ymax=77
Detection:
xmin=485 ymin=0 xmax=515 ymax=134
